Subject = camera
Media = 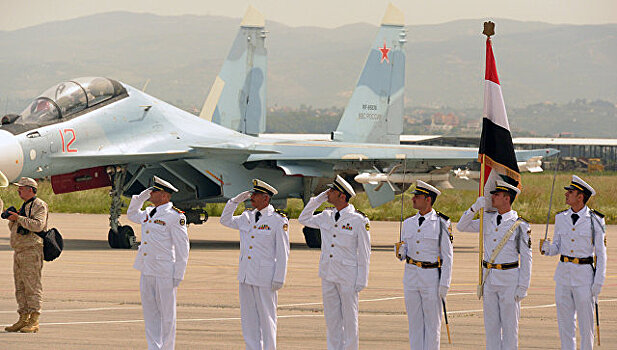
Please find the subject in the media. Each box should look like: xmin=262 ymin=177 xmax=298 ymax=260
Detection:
xmin=1 ymin=206 xmax=17 ymax=219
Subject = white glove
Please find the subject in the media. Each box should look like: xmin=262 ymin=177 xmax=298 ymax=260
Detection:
xmin=231 ymin=191 xmax=252 ymax=203
xmin=354 ymin=284 xmax=366 ymax=293
xmin=439 ymin=285 xmax=449 ymax=300
xmin=173 ymin=278 xmax=181 ymax=288
xmin=514 ymin=286 xmax=527 ymax=302
xmin=137 ymin=188 xmax=152 ymax=202
xmin=471 ymin=196 xmax=485 ymax=212
xmin=540 ymin=239 xmax=550 ymax=255
xmin=272 ymin=281 xmax=284 ymax=291
xmin=592 ymin=283 xmax=602 ymax=302
xmin=395 ymin=242 xmax=408 ymax=261
xmin=316 ymin=190 xmax=329 ymax=202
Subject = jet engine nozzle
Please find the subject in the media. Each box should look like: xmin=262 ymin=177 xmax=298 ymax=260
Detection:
xmin=0 ymin=130 xmax=24 ymax=184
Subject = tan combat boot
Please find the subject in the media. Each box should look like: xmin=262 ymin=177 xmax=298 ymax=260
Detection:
xmin=19 ymin=312 xmax=39 ymax=333
xmin=4 ymin=313 xmax=29 ymax=332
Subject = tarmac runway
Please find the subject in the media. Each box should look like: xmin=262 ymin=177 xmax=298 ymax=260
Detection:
xmin=0 ymin=213 xmax=615 ymax=349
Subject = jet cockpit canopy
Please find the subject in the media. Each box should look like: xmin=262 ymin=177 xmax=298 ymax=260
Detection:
xmin=15 ymin=77 xmax=126 ymax=125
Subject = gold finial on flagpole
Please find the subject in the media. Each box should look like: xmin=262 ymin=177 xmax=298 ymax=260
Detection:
xmin=483 ymin=21 xmax=495 ymax=37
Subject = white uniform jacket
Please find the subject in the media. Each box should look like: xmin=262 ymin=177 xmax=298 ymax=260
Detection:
xmin=543 ymin=206 xmax=606 ymax=287
xmin=401 ymin=210 xmax=453 ymax=289
xmin=220 ymin=202 xmax=290 ymax=288
xmin=298 ymin=193 xmax=371 ymax=288
xmin=128 ymin=199 xmax=190 ymax=281
xmin=457 ymin=208 xmax=532 ymax=289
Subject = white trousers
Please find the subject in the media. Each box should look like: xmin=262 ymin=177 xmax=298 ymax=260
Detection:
xmin=321 ymin=279 xmax=359 ymax=350
xmin=404 ymin=287 xmax=441 ymax=350
xmin=239 ymin=282 xmax=278 ymax=350
xmin=556 ymin=284 xmax=595 ymax=350
xmin=482 ymin=283 xmax=520 ymax=350
xmin=140 ymin=274 xmax=177 ymax=350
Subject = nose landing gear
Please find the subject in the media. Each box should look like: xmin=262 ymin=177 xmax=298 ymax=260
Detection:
xmin=107 ymin=165 xmax=136 ymax=249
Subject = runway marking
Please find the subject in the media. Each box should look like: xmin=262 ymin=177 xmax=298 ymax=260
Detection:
xmin=20 ymin=298 xmax=616 ymax=327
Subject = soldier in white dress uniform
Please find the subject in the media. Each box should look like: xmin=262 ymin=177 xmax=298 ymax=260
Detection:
xmin=298 ymin=175 xmax=371 ymax=350
xmin=220 ymin=179 xmax=290 ymax=350
xmin=394 ymin=180 xmax=453 ymax=350
xmin=128 ymin=176 xmax=190 ymax=350
xmin=456 ymin=180 xmax=532 ymax=350
xmin=540 ymin=175 xmax=606 ymax=350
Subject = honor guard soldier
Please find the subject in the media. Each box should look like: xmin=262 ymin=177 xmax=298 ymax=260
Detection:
xmin=540 ymin=175 xmax=606 ymax=350
xmin=220 ymin=179 xmax=290 ymax=350
xmin=3 ymin=177 xmax=48 ymax=333
xmin=457 ymin=180 xmax=532 ymax=350
xmin=394 ymin=180 xmax=453 ymax=350
xmin=298 ymin=175 xmax=371 ymax=350
xmin=127 ymin=176 xmax=190 ymax=350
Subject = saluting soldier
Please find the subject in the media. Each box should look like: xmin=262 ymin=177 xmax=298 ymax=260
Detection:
xmin=457 ymin=180 xmax=532 ymax=350
xmin=395 ymin=180 xmax=453 ymax=350
xmin=128 ymin=176 xmax=190 ymax=350
xmin=540 ymin=175 xmax=606 ymax=350
xmin=220 ymin=179 xmax=290 ymax=350
xmin=298 ymin=175 xmax=371 ymax=350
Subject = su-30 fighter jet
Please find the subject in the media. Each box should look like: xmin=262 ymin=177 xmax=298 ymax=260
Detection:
xmin=0 ymin=5 xmax=554 ymax=248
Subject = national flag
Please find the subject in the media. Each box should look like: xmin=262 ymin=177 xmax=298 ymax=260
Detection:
xmin=479 ymin=36 xmax=520 ymax=199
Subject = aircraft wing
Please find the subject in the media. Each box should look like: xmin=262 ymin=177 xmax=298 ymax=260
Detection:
xmin=248 ymin=141 xmax=479 ymax=165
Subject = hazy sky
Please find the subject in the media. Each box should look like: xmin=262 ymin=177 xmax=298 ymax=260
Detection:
xmin=0 ymin=0 xmax=616 ymax=31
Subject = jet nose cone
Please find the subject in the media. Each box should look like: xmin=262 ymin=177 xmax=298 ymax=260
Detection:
xmin=0 ymin=130 xmax=24 ymax=186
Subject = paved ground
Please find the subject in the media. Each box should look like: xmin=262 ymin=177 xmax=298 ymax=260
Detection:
xmin=0 ymin=213 xmax=615 ymax=349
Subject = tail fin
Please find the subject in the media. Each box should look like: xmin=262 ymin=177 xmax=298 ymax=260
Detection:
xmin=200 ymin=6 xmax=267 ymax=135
xmin=332 ymin=3 xmax=406 ymax=144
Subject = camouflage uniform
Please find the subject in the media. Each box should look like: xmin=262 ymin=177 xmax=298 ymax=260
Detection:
xmin=8 ymin=197 xmax=48 ymax=314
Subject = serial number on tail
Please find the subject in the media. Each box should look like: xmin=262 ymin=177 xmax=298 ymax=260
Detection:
xmin=358 ymin=112 xmax=382 ymax=120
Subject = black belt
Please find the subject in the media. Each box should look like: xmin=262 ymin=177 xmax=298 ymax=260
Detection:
xmin=560 ymin=255 xmax=593 ymax=265
xmin=406 ymin=257 xmax=441 ymax=269
xmin=482 ymin=260 xmax=519 ymax=270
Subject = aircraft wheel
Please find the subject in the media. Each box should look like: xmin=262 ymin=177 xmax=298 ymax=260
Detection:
xmin=108 ymin=229 xmax=119 ymax=248
xmin=302 ymin=227 xmax=322 ymax=248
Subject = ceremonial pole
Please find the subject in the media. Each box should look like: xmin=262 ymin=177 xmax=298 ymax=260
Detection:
xmin=442 ymin=298 xmax=452 ymax=344
xmin=596 ymin=301 xmax=601 ymax=346
xmin=478 ymin=154 xmax=486 ymax=297
xmin=542 ymin=157 xmax=560 ymax=251
xmin=399 ymin=158 xmax=408 ymax=243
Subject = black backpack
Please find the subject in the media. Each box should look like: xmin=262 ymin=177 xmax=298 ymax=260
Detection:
xmin=36 ymin=228 xmax=63 ymax=262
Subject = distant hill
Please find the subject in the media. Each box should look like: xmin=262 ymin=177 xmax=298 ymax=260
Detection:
xmin=0 ymin=12 xmax=615 ymax=115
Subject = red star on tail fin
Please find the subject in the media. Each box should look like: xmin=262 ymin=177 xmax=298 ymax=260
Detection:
xmin=380 ymin=41 xmax=390 ymax=63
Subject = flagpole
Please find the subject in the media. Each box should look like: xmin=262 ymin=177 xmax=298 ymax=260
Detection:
xmin=478 ymin=154 xmax=486 ymax=294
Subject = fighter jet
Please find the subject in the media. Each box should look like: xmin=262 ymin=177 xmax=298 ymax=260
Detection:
xmin=0 ymin=5 xmax=553 ymax=248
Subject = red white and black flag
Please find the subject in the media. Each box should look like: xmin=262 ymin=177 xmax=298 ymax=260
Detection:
xmin=479 ymin=36 xmax=520 ymax=197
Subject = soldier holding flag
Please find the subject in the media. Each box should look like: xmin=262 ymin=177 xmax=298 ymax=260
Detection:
xmin=540 ymin=175 xmax=606 ymax=350
xmin=457 ymin=181 xmax=532 ymax=349
xmin=456 ymin=22 xmax=533 ymax=349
